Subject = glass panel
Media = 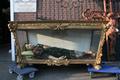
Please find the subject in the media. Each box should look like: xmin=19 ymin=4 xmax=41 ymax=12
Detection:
xmin=23 ymin=29 xmax=101 ymax=59
xmin=90 ymin=30 xmax=101 ymax=52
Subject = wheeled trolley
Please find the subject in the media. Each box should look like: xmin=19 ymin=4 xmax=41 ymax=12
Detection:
xmin=8 ymin=63 xmax=38 ymax=80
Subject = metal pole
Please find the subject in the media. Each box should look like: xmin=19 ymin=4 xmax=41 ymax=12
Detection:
xmin=103 ymin=0 xmax=107 ymax=16
xmin=109 ymin=0 xmax=113 ymax=12
xmin=10 ymin=0 xmax=15 ymax=61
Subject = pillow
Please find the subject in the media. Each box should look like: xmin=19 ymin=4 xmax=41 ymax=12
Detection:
xmin=21 ymin=51 xmax=34 ymax=56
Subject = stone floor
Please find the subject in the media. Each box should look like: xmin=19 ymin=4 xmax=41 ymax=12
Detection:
xmin=0 ymin=46 xmax=116 ymax=80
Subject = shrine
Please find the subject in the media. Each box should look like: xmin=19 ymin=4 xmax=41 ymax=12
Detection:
xmin=9 ymin=0 xmax=120 ymax=69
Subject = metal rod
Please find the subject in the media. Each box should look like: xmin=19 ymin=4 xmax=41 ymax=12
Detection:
xmin=103 ymin=0 xmax=107 ymax=16
xmin=10 ymin=0 xmax=15 ymax=61
xmin=109 ymin=0 xmax=113 ymax=12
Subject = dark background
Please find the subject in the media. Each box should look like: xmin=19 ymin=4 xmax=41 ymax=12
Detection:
xmin=0 ymin=0 xmax=10 ymax=46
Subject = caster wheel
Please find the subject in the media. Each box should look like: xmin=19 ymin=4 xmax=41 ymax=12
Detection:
xmin=17 ymin=75 xmax=23 ymax=80
xmin=9 ymin=69 xmax=13 ymax=74
xmin=29 ymin=72 xmax=35 ymax=78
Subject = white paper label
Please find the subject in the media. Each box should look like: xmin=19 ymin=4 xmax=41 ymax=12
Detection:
xmin=14 ymin=0 xmax=36 ymax=12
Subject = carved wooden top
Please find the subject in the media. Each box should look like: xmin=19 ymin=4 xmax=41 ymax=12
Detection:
xmin=9 ymin=21 xmax=107 ymax=30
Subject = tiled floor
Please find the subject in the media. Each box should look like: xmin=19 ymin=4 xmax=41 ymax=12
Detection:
xmin=0 ymin=47 xmax=116 ymax=80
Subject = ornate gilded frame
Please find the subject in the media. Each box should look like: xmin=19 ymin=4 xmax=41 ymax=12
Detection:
xmin=8 ymin=21 xmax=107 ymax=69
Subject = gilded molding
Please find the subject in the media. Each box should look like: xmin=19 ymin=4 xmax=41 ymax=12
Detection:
xmin=95 ymin=30 xmax=106 ymax=65
xmin=9 ymin=21 xmax=104 ymax=30
xmin=45 ymin=59 xmax=69 ymax=66
xmin=8 ymin=22 xmax=17 ymax=32
xmin=8 ymin=22 xmax=23 ymax=63
xmin=45 ymin=56 xmax=69 ymax=66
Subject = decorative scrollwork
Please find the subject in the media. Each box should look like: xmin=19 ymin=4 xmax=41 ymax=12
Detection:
xmin=82 ymin=9 xmax=104 ymax=20
xmin=8 ymin=23 xmax=17 ymax=32
xmin=49 ymin=23 xmax=71 ymax=30
xmin=45 ymin=55 xmax=69 ymax=66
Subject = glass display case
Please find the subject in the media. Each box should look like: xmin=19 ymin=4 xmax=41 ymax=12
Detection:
xmin=8 ymin=21 xmax=106 ymax=69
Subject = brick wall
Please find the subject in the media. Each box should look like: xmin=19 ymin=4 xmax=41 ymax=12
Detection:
xmin=14 ymin=12 xmax=36 ymax=21
xmin=14 ymin=0 xmax=104 ymax=21
xmin=14 ymin=0 xmax=120 ymax=21
xmin=37 ymin=0 xmax=104 ymax=21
